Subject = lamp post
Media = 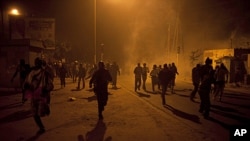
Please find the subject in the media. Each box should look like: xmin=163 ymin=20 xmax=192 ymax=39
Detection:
xmin=94 ymin=0 xmax=97 ymax=64
xmin=0 ymin=2 xmax=3 ymax=39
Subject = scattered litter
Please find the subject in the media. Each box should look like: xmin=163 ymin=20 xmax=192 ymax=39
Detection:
xmin=68 ymin=97 xmax=76 ymax=101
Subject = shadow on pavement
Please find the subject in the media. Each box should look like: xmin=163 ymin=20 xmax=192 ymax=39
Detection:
xmin=109 ymin=87 xmax=121 ymax=90
xmin=0 ymin=110 xmax=32 ymax=124
xmin=135 ymin=92 xmax=151 ymax=98
xmin=211 ymin=104 xmax=240 ymax=113
xmin=81 ymin=95 xmax=97 ymax=102
xmin=0 ymin=90 xmax=20 ymax=97
xmin=164 ymin=104 xmax=201 ymax=124
xmin=210 ymin=109 xmax=250 ymax=125
xmin=144 ymin=90 xmax=160 ymax=95
xmin=219 ymin=101 xmax=250 ymax=109
xmin=223 ymin=92 xmax=250 ymax=101
xmin=77 ymin=120 xmax=112 ymax=141
xmin=206 ymin=116 xmax=230 ymax=129
xmin=0 ymin=102 xmax=22 ymax=111
xmin=174 ymin=93 xmax=190 ymax=98
xmin=25 ymin=133 xmax=42 ymax=141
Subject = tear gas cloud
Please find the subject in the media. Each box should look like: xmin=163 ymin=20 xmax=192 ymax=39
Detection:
xmin=110 ymin=0 xmax=250 ymax=77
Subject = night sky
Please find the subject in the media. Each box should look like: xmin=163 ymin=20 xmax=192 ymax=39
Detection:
xmin=2 ymin=0 xmax=250 ymax=72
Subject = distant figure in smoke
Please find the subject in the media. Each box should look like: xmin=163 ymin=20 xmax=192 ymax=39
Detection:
xmin=234 ymin=64 xmax=246 ymax=87
xmin=157 ymin=65 xmax=162 ymax=90
xmin=86 ymin=64 xmax=98 ymax=80
xmin=109 ymin=61 xmax=120 ymax=89
xmin=169 ymin=62 xmax=179 ymax=94
xmin=58 ymin=63 xmax=67 ymax=88
xmin=72 ymin=61 xmax=79 ymax=83
xmin=134 ymin=63 xmax=143 ymax=91
xmin=77 ymin=63 xmax=86 ymax=90
xmin=213 ymin=63 xmax=229 ymax=101
xmin=190 ymin=64 xmax=201 ymax=102
xmin=150 ymin=64 xmax=159 ymax=93
xmin=142 ymin=63 xmax=149 ymax=91
xmin=198 ymin=57 xmax=214 ymax=119
xmin=89 ymin=62 xmax=112 ymax=120
xmin=158 ymin=64 xmax=174 ymax=105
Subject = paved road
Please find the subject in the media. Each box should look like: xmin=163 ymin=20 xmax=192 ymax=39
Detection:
xmin=0 ymin=75 xmax=249 ymax=141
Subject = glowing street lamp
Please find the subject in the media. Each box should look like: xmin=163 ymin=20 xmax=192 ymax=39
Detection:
xmin=10 ymin=9 xmax=20 ymax=15
xmin=9 ymin=8 xmax=20 ymax=39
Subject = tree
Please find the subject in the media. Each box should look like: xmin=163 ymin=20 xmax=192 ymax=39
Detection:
xmin=53 ymin=41 xmax=72 ymax=61
xmin=189 ymin=49 xmax=202 ymax=66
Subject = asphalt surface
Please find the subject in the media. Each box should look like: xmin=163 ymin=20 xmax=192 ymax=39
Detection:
xmin=0 ymin=75 xmax=250 ymax=141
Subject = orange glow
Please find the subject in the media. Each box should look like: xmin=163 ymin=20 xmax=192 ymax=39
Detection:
xmin=9 ymin=9 xmax=20 ymax=15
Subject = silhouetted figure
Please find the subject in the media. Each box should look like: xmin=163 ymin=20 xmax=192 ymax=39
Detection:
xmin=86 ymin=64 xmax=98 ymax=80
xmin=190 ymin=64 xmax=201 ymax=102
xmin=109 ymin=61 xmax=120 ymax=89
xmin=142 ymin=63 xmax=149 ymax=90
xmin=42 ymin=60 xmax=54 ymax=105
xmin=157 ymin=65 xmax=162 ymax=90
xmin=11 ymin=59 xmax=30 ymax=103
xmin=169 ymin=62 xmax=179 ymax=94
xmin=198 ymin=57 xmax=214 ymax=119
xmin=72 ymin=61 xmax=79 ymax=82
xmin=150 ymin=64 xmax=159 ymax=92
xmin=158 ymin=64 xmax=174 ymax=105
xmin=58 ymin=64 xmax=67 ymax=88
xmin=23 ymin=57 xmax=52 ymax=134
xmin=77 ymin=63 xmax=86 ymax=89
xmin=89 ymin=62 xmax=112 ymax=120
xmin=213 ymin=63 xmax=229 ymax=101
xmin=134 ymin=63 xmax=143 ymax=91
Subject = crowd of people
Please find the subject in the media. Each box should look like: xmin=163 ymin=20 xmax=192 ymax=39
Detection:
xmin=10 ymin=58 xmax=120 ymax=134
xmin=11 ymin=57 xmax=54 ymax=134
xmin=133 ymin=62 xmax=179 ymax=105
xmin=189 ymin=57 xmax=230 ymax=119
xmin=10 ymin=56 xmax=246 ymax=134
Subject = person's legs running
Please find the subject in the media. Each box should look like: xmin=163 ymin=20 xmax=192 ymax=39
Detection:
xmin=34 ymin=115 xmax=45 ymax=134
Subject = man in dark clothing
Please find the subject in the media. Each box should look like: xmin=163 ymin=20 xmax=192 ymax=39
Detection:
xmin=158 ymin=64 xmax=174 ymax=105
xmin=134 ymin=63 xmax=143 ymax=91
xmin=58 ymin=64 xmax=67 ymax=88
xmin=198 ymin=57 xmax=214 ymax=119
xmin=190 ymin=64 xmax=201 ymax=102
xmin=89 ymin=62 xmax=112 ymax=120
xmin=11 ymin=59 xmax=30 ymax=103
xmin=142 ymin=63 xmax=149 ymax=90
xmin=23 ymin=57 xmax=52 ymax=134
xmin=169 ymin=62 xmax=179 ymax=94
xmin=77 ymin=63 xmax=86 ymax=90
xmin=109 ymin=61 xmax=120 ymax=89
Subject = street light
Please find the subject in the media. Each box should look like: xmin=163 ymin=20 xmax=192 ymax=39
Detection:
xmin=8 ymin=8 xmax=20 ymax=39
xmin=10 ymin=9 xmax=20 ymax=15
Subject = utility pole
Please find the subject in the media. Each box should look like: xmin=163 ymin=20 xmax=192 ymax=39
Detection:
xmin=94 ymin=0 xmax=97 ymax=64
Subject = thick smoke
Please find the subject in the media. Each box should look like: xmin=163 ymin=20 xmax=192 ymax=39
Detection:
xmin=121 ymin=0 xmax=178 ymax=74
xmin=119 ymin=0 xmax=250 ymax=77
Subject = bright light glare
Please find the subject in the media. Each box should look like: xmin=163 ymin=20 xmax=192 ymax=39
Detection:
xmin=10 ymin=9 xmax=20 ymax=15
